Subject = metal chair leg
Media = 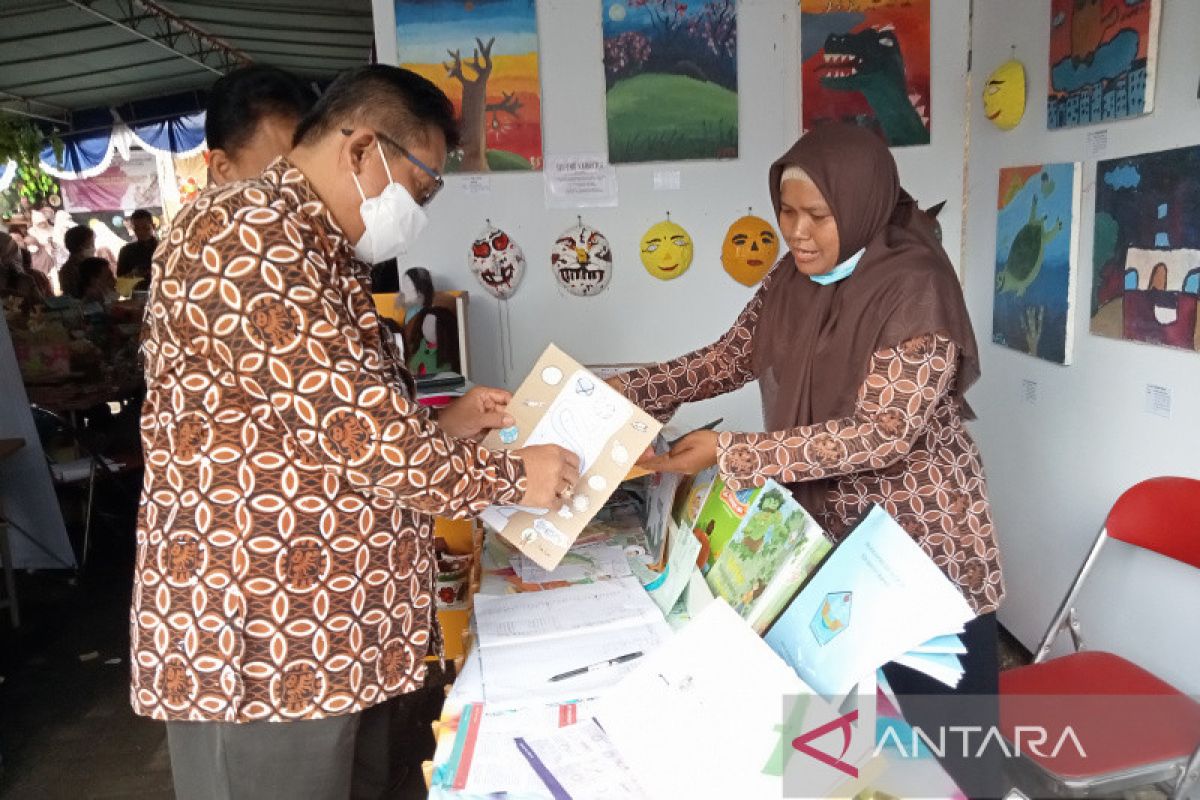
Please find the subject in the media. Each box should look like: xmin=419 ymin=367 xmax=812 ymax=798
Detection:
xmin=1172 ymin=741 xmax=1200 ymax=800
xmin=79 ymin=462 xmax=97 ymax=573
xmin=0 ymin=520 xmax=19 ymax=628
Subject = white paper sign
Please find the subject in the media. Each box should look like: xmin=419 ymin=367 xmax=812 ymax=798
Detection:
xmin=544 ymin=153 xmax=618 ymax=208
xmin=461 ymin=174 xmax=492 ymax=195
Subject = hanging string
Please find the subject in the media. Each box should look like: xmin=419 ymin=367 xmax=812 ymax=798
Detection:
xmin=497 ymin=296 xmax=515 ymax=384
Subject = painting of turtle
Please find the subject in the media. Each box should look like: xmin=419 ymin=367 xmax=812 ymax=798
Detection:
xmin=997 ymin=191 xmax=1062 ymax=297
xmin=800 ymin=0 xmax=931 ymax=147
xmin=993 ymin=163 xmax=1081 ymax=365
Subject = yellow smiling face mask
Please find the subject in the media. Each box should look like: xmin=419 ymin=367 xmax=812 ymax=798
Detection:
xmin=721 ymin=214 xmax=779 ymax=286
xmin=982 ymin=59 xmax=1026 ymax=131
xmin=640 ymin=219 xmax=693 ymax=280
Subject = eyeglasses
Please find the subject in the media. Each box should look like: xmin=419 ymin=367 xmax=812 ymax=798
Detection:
xmin=342 ymin=128 xmax=444 ymax=206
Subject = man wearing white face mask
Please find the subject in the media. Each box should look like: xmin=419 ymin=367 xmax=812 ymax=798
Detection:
xmin=133 ymin=65 xmax=580 ymax=799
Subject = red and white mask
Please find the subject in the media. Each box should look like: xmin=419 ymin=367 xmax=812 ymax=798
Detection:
xmin=469 ymin=223 xmax=525 ymax=300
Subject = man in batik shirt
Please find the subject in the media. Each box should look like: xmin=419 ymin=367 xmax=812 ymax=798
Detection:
xmin=131 ymin=65 xmax=578 ymax=799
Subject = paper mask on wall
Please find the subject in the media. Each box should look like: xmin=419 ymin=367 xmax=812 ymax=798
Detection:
xmin=983 ymin=59 xmax=1026 ymax=131
xmin=469 ymin=222 xmax=525 ymax=299
xmin=640 ymin=218 xmax=693 ymax=280
xmin=721 ymin=215 xmax=779 ymax=286
xmin=551 ymin=222 xmax=613 ymax=296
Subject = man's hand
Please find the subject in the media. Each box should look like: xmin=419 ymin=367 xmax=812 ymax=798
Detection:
xmin=437 ymin=386 xmax=514 ymax=440
xmin=516 ymin=445 xmax=582 ymax=511
xmin=640 ymin=430 xmax=719 ymax=475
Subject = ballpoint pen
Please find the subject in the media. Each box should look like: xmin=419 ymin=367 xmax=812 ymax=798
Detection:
xmin=548 ymin=650 xmax=644 ymax=682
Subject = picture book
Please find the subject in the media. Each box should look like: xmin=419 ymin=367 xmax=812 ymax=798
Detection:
xmin=704 ymin=480 xmax=831 ymax=633
xmin=763 ymin=505 xmax=973 ymax=697
xmin=692 ymin=474 xmax=760 ymax=570
xmin=673 ymin=466 xmax=718 ymax=533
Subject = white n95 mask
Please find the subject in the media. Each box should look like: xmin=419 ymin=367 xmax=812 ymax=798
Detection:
xmin=351 ymin=140 xmax=428 ymax=264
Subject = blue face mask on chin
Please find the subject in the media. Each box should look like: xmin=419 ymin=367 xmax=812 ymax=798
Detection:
xmin=810 ymin=247 xmax=865 ymax=285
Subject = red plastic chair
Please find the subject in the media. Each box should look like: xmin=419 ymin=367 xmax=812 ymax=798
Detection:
xmin=1000 ymin=477 xmax=1200 ymax=798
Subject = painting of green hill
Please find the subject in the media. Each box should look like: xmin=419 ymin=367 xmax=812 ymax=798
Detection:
xmin=607 ymin=73 xmax=738 ymax=163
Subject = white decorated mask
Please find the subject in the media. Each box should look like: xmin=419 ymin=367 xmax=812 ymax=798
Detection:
xmin=469 ymin=223 xmax=525 ymax=299
xmin=551 ymin=223 xmax=612 ymax=297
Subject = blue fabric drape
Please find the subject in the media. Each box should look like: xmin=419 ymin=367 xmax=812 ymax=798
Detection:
xmin=128 ymin=111 xmax=207 ymax=158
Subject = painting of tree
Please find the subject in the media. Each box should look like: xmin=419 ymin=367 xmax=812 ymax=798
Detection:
xmin=602 ymin=0 xmax=738 ymax=163
xmin=394 ymin=0 xmax=543 ymax=173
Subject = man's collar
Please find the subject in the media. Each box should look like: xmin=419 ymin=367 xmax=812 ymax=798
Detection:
xmin=262 ymin=156 xmax=358 ymax=266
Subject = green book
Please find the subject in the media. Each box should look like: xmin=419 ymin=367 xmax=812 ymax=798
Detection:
xmin=693 ymin=475 xmax=761 ymax=570
xmin=704 ymin=480 xmax=833 ymax=633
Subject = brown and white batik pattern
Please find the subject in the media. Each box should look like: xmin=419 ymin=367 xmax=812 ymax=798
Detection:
xmin=619 ymin=331 xmax=1003 ymax=615
xmin=131 ymin=159 xmax=526 ymax=723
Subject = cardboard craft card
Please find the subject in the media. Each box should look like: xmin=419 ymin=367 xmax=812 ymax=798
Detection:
xmin=480 ymin=344 xmax=661 ymax=570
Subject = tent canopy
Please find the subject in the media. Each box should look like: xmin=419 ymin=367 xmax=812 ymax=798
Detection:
xmin=0 ymin=0 xmax=374 ymax=126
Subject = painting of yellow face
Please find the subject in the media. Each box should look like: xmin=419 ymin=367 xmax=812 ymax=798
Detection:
xmin=982 ymin=59 xmax=1026 ymax=131
xmin=640 ymin=219 xmax=694 ymax=280
xmin=721 ymin=215 xmax=780 ymax=286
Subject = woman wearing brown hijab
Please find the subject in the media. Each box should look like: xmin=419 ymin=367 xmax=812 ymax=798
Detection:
xmin=611 ymin=124 xmax=1005 ymax=797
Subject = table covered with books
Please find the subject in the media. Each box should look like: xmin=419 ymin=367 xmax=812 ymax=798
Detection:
xmin=422 ymin=471 xmax=970 ymax=800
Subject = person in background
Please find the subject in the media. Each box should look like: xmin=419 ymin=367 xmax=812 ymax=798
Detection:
xmin=74 ymin=256 xmax=118 ymax=305
xmin=57 ymin=224 xmax=96 ymax=298
xmin=610 ymin=124 xmax=1004 ymax=798
xmin=205 ymin=64 xmax=316 ymax=185
xmin=132 ymin=64 xmax=580 ymax=800
xmin=116 ymin=209 xmax=157 ymax=281
xmin=24 ymin=209 xmax=58 ymax=280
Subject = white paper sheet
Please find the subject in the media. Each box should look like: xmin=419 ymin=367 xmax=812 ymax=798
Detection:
xmin=511 ymin=543 xmax=631 ymax=584
xmin=460 ymin=702 xmax=598 ymax=796
xmin=594 ymin=601 xmax=809 ymax=800
xmin=473 ymin=578 xmax=673 ymax=706
xmin=516 ymin=718 xmax=650 ymax=799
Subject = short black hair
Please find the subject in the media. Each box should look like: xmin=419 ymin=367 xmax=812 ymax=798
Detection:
xmin=293 ymin=65 xmax=460 ymax=152
xmin=64 ymin=224 xmax=93 ymax=253
xmin=77 ymin=257 xmax=110 ymax=295
xmin=130 ymin=209 xmax=153 ymax=222
xmin=206 ymin=65 xmax=316 ymax=154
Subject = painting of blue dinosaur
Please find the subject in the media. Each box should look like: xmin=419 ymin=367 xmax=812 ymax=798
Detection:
xmin=993 ymin=163 xmax=1081 ymax=365
xmin=800 ymin=0 xmax=930 ymax=147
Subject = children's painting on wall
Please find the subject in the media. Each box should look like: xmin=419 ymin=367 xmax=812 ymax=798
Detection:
xmin=993 ymin=163 xmax=1081 ymax=365
xmin=1047 ymin=0 xmax=1160 ymax=129
xmin=602 ymin=0 xmax=737 ymax=163
xmin=1091 ymin=145 xmax=1200 ymax=353
xmin=394 ymin=0 xmax=542 ymax=172
xmin=799 ymin=0 xmax=931 ymax=147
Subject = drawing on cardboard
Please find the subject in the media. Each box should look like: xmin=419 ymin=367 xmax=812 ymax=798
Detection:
xmin=480 ymin=346 xmax=661 ymax=569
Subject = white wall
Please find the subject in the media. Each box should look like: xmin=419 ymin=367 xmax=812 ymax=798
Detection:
xmin=370 ymin=0 xmax=1200 ymax=692
xmin=966 ymin=0 xmax=1200 ymax=693
xmin=374 ymin=0 xmax=970 ymax=434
